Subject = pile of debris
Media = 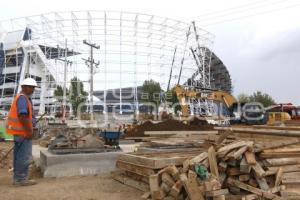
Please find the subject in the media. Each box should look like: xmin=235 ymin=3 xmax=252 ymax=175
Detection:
xmin=125 ymin=118 xmax=214 ymax=137
xmin=148 ymin=141 xmax=285 ymax=200
xmin=113 ymin=126 xmax=300 ymax=199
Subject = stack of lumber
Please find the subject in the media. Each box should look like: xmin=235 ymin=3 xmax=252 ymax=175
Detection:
xmin=215 ymin=126 xmax=300 ymax=198
xmin=148 ymin=139 xmax=289 ymax=200
xmin=138 ymin=131 xmax=219 ymax=152
xmin=113 ymin=126 xmax=300 ymax=199
xmin=112 ymin=149 xmax=204 ymax=192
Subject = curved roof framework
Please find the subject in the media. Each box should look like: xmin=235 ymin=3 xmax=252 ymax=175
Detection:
xmin=0 ymin=11 xmax=232 ymax=115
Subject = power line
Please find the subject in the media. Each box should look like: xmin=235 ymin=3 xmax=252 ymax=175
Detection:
xmin=195 ymin=0 xmax=289 ymax=22
xmin=197 ymin=2 xmax=300 ymax=27
xmin=185 ymin=0 xmax=286 ymax=20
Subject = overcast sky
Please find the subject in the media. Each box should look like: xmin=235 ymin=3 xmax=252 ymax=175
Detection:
xmin=1 ymin=0 xmax=299 ymax=104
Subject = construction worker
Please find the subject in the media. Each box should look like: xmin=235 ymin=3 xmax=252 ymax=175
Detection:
xmin=6 ymin=77 xmax=37 ymax=186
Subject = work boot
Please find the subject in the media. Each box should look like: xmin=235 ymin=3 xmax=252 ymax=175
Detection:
xmin=13 ymin=179 xmax=37 ymax=186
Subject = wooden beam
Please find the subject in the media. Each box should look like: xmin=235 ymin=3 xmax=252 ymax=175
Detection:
xmin=251 ymin=162 xmax=266 ymax=178
xmin=244 ymin=151 xmax=256 ymax=165
xmin=180 ymin=173 xmax=204 ymax=200
xmin=116 ymin=160 xmax=156 ymax=177
xmin=227 ymin=178 xmax=282 ymax=199
xmin=208 ymin=146 xmax=219 ymax=178
xmin=275 ymin=167 xmax=283 ymax=187
xmin=215 ymin=127 xmax=300 ymax=137
xmin=111 ymin=171 xmax=150 ymax=192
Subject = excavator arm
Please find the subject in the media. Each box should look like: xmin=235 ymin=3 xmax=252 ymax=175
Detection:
xmin=174 ymin=85 xmax=237 ymax=117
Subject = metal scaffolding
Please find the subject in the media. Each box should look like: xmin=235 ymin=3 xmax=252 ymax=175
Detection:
xmin=0 ymin=11 xmax=215 ymax=117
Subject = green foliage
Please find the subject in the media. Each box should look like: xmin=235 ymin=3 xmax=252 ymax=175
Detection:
xmin=237 ymin=91 xmax=276 ymax=107
xmin=141 ymin=79 xmax=162 ymax=113
xmin=237 ymin=93 xmax=250 ymax=103
xmin=249 ymin=91 xmax=275 ymax=107
xmin=165 ymin=87 xmax=181 ymax=113
xmin=54 ymin=85 xmax=68 ymax=102
xmin=68 ymin=77 xmax=88 ymax=115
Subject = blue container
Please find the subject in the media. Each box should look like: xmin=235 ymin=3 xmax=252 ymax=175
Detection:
xmin=100 ymin=131 xmax=122 ymax=146
xmin=101 ymin=131 xmax=121 ymax=140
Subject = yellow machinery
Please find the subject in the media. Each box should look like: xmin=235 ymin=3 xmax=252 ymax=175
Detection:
xmin=267 ymin=112 xmax=291 ymax=125
xmin=174 ymin=85 xmax=237 ymax=117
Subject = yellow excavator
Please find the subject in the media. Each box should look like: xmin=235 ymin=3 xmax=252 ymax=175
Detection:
xmin=174 ymin=85 xmax=269 ymax=125
xmin=174 ymin=85 xmax=236 ymax=117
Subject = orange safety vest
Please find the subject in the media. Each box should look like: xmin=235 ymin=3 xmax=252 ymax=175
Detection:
xmin=6 ymin=93 xmax=33 ymax=137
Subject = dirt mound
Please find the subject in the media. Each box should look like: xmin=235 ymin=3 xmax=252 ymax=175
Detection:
xmin=126 ymin=117 xmax=214 ymax=137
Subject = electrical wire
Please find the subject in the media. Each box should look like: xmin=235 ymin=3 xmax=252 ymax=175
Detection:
xmin=195 ymin=0 xmax=290 ymax=22
xmin=198 ymin=2 xmax=300 ymax=27
xmin=185 ymin=0 xmax=287 ymax=20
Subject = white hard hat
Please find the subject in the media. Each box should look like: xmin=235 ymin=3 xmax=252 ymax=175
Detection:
xmin=21 ymin=78 xmax=38 ymax=87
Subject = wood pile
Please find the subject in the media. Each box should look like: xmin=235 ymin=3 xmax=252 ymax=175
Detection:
xmin=113 ymin=125 xmax=300 ymax=199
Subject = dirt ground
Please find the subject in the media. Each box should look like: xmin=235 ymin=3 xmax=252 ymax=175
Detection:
xmin=0 ymin=142 xmax=142 ymax=200
xmin=0 ymin=169 xmax=143 ymax=200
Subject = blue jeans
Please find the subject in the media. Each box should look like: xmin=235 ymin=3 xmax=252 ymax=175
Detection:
xmin=13 ymin=136 xmax=32 ymax=182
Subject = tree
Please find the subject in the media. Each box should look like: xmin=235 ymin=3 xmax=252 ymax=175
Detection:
xmin=165 ymin=87 xmax=181 ymax=113
xmin=141 ymin=79 xmax=162 ymax=114
xmin=248 ymin=91 xmax=275 ymax=107
xmin=68 ymin=77 xmax=88 ymax=116
xmin=54 ymin=85 xmax=68 ymax=102
xmin=237 ymin=93 xmax=250 ymax=103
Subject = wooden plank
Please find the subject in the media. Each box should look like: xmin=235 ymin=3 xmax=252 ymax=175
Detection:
xmin=118 ymin=150 xmax=202 ymax=169
xmin=275 ymin=167 xmax=283 ymax=187
xmin=254 ymin=125 xmax=300 ymax=131
xmin=268 ymin=185 xmax=285 ymax=193
xmin=254 ymin=173 xmax=269 ymax=191
xmin=160 ymin=182 xmax=171 ymax=193
xmin=243 ymin=194 xmax=258 ymax=200
xmin=111 ymin=171 xmax=150 ymax=192
xmin=116 ymin=160 xmax=156 ymax=177
xmin=164 ymin=165 xmax=180 ymax=181
xmin=162 ymin=172 xmax=175 ymax=187
xmin=215 ymin=127 xmax=300 ymax=137
xmin=255 ymin=138 xmax=300 ymax=152
xmin=169 ymin=180 xmax=183 ymax=198
xmin=266 ymin=157 xmax=300 ymax=166
xmin=227 ymin=168 xmax=245 ymax=176
xmin=180 ymin=173 xmax=204 ymax=200
xmin=141 ymin=192 xmax=151 ymax=199
xmin=240 ymin=157 xmax=251 ymax=173
xmin=216 ymin=130 xmax=232 ymax=145
xmin=268 ymin=164 xmax=300 ymax=173
xmin=239 ymin=174 xmax=250 ymax=182
xmin=205 ymin=189 xmax=229 ymax=197
xmin=282 ymin=179 xmax=300 ymax=184
xmin=189 ymin=152 xmax=208 ymax=165
xmin=208 ymin=146 xmax=219 ymax=178
xmin=260 ymin=152 xmax=300 ymax=158
xmin=233 ymin=146 xmax=248 ymax=159
xmin=217 ymin=141 xmax=253 ymax=155
xmin=244 ymin=151 xmax=256 ymax=165
xmin=251 ymin=162 xmax=266 ymax=178
xmin=227 ymin=178 xmax=282 ymax=199
xmin=145 ymin=131 xmax=218 ymax=136
xmin=149 ymin=174 xmax=165 ymax=200
xmin=213 ymin=195 xmax=225 ymax=200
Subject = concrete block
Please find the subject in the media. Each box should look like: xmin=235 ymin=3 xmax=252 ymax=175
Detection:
xmin=40 ymin=150 xmax=122 ymax=177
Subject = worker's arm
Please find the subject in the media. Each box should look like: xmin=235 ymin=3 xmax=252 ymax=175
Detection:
xmin=17 ymin=96 xmax=33 ymax=138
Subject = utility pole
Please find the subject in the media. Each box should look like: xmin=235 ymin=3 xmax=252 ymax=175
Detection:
xmin=82 ymin=40 xmax=100 ymax=121
xmin=56 ymin=39 xmax=72 ymax=123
